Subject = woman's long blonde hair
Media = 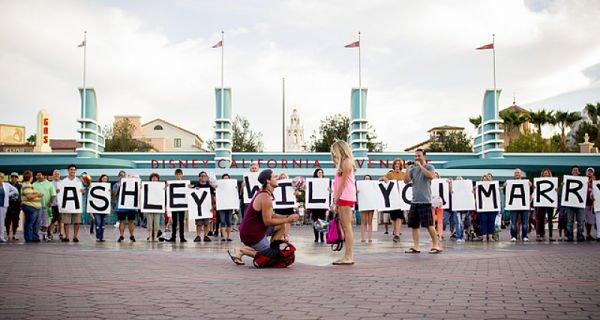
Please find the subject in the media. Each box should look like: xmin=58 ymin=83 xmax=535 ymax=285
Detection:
xmin=330 ymin=140 xmax=355 ymax=175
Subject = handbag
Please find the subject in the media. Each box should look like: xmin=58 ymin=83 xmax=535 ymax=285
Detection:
xmin=325 ymin=214 xmax=345 ymax=251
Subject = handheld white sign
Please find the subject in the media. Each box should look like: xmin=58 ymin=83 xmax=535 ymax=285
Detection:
xmin=561 ymin=175 xmax=588 ymax=209
xmin=57 ymin=179 xmax=83 ymax=213
xmin=397 ymin=181 xmax=413 ymax=211
xmin=242 ymin=173 xmax=261 ymax=204
xmin=117 ymin=178 xmax=140 ymax=210
xmin=87 ymin=183 xmax=111 ymax=214
xmin=504 ymin=180 xmax=531 ymax=211
xmin=431 ymin=179 xmax=450 ymax=210
xmin=305 ymin=178 xmax=330 ymax=210
xmin=167 ymin=180 xmax=190 ymax=211
xmin=216 ymin=179 xmax=240 ymax=211
xmin=377 ymin=181 xmax=402 ymax=211
xmin=188 ymin=188 xmax=212 ymax=220
xmin=592 ymin=180 xmax=600 ymax=212
xmin=475 ymin=181 xmax=501 ymax=212
xmin=356 ymin=180 xmax=379 ymax=211
xmin=533 ymin=177 xmax=558 ymax=208
xmin=141 ymin=182 xmax=166 ymax=213
xmin=273 ymin=179 xmax=296 ymax=209
xmin=451 ymin=180 xmax=475 ymax=211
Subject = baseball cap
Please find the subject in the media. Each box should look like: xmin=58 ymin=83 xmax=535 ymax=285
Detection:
xmin=257 ymin=169 xmax=273 ymax=185
xmin=10 ymin=172 xmax=18 ymax=177
xmin=587 ymin=167 xmax=595 ymax=173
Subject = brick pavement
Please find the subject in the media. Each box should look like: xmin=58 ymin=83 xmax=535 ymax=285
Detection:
xmin=0 ymin=224 xmax=599 ymax=319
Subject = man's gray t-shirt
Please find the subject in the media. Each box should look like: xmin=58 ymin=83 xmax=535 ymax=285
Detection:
xmin=409 ymin=164 xmax=436 ymax=204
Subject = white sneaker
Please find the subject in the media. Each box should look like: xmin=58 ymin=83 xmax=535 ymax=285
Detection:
xmin=456 ymin=239 xmax=465 ymax=244
xmin=523 ymin=237 xmax=529 ymax=242
xmin=511 ymin=237 xmax=517 ymax=242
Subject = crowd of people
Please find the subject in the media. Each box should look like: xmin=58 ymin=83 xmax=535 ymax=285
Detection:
xmin=1 ymin=143 xmax=599 ymax=267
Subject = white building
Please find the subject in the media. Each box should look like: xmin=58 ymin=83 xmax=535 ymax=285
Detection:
xmin=285 ymin=109 xmax=305 ymax=152
xmin=114 ymin=116 xmax=204 ymax=152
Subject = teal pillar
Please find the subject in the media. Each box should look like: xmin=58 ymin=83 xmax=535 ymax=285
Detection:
xmin=473 ymin=89 xmax=504 ymax=159
xmin=350 ymin=88 xmax=368 ymax=159
xmin=76 ymin=88 xmax=105 ymax=158
xmin=215 ymin=88 xmax=232 ymax=167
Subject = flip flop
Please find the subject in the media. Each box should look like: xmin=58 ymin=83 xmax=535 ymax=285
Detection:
xmin=404 ymin=248 xmax=421 ymax=254
xmin=429 ymin=248 xmax=442 ymax=254
xmin=227 ymin=250 xmax=245 ymax=265
xmin=332 ymin=260 xmax=354 ymax=265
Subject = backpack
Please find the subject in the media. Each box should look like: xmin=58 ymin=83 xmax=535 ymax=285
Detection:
xmin=253 ymin=240 xmax=296 ymax=268
xmin=326 ymin=214 xmax=345 ymax=251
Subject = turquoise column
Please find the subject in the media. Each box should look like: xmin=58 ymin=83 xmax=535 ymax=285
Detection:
xmin=350 ymin=88 xmax=368 ymax=159
xmin=76 ymin=88 xmax=105 ymax=158
xmin=215 ymin=88 xmax=232 ymax=167
xmin=473 ymin=89 xmax=504 ymax=159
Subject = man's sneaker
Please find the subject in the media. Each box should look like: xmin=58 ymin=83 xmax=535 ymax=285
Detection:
xmin=130 ymin=236 xmax=136 ymax=242
xmin=193 ymin=236 xmax=201 ymax=242
xmin=180 ymin=238 xmax=187 ymax=243
xmin=393 ymin=235 xmax=400 ymax=243
xmin=204 ymin=236 xmax=211 ymax=242
xmin=42 ymin=234 xmax=48 ymax=242
xmin=523 ymin=237 xmax=529 ymax=242
xmin=118 ymin=236 xmax=124 ymax=242
xmin=166 ymin=237 xmax=176 ymax=242
xmin=511 ymin=237 xmax=517 ymax=242
xmin=456 ymin=239 xmax=465 ymax=244
xmin=384 ymin=231 xmax=389 ymax=235
xmin=157 ymin=230 xmax=163 ymax=238
xmin=207 ymin=231 xmax=214 ymax=237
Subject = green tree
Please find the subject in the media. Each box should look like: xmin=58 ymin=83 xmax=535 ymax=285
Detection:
xmin=26 ymin=134 xmax=36 ymax=145
xmin=206 ymin=115 xmax=264 ymax=152
xmin=505 ymin=131 xmax=559 ymax=152
xmin=427 ymin=131 xmax=473 ymax=152
xmin=584 ymin=102 xmax=600 ymax=146
xmin=500 ymin=109 xmax=530 ymax=144
xmin=528 ymin=109 xmax=553 ymax=136
xmin=104 ymin=118 xmax=154 ymax=152
xmin=469 ymin=116 xmax=482 ymax=129
xmin=553 ymin=110 xmax=582 ymax=152
xmin=573 ymin=121 xmax=598 ymax=145
xmin=305 ymin=114 xmax=383 ymax=152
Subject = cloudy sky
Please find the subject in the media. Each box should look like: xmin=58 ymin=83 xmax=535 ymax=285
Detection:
xmin=1 ymin=0 xmax=599 ymax=151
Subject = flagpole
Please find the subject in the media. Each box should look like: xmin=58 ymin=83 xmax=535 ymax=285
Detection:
xmin=358 ymin=31 xmax=362 ymax=121
xmin=282 ymin=77 xmax=286 ymax=152
xmin=493 ymin=34 xmax=497 ymax=117
xmin=220 ymin=31 xmax=224 ymax=126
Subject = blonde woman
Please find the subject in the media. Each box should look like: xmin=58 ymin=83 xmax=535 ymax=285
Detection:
xmin=331 ymin=140 xmax=356 ymax=265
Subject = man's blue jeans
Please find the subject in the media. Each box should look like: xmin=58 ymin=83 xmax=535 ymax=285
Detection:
xmin=510 ymin=210 xmax=529 ymax=239
xmin=95 ymin=214 xmax=106 ymax=240
xmin=22 ymin=205 xmax=40 ymax=241
xmin=565 ymin=207 xmax=585 ymax=241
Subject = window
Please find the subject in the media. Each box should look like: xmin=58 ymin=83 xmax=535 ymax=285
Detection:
xmin=174 ymin=138 xmax=181 ymax=148
xmin=153 ymin=125 xmax=163 ymax=130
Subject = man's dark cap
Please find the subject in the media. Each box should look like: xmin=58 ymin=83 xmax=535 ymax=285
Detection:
xmin=258 ymin=169 xmax=273 ymax=185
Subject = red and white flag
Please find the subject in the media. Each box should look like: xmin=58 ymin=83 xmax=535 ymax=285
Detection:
xmin=78 ymin=40 xmax=86 ymax=47
xmin=344 ymin=41 xmax=360 ymax=48
xmin=212 ymin=40 xmax=223 ymax=48
xmin=476 ymin=43 xmax=494 ymax=50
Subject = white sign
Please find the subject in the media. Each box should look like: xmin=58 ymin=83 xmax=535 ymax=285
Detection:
xmin=451 ymin=180 xmax=475 ymax=211
xmin=188 ymin=188 xmax=213 ymax=220
xmin=377 ymin=181 xmax=403 ymax=211
xmin=504 ymin=180 xmax=531 ymax=211
xmin=117 ymin=178 xmax=140 ymax=210
xmin=475 ymin=181 xmax=501 ymax=212
xmin=305 ymin=178 xmax=330 ymax=210
xmin=561 ymin=175 xmax=588 ymax=209
xmin=431 ymin=179 xmax=450 ymax=210
xmin=592 ymin=180 xmax=600 ymax=212
xmin=166 ymin=180 xmax=190 ymax=211
xmin=356 ymin=180 xmax=379 ymax=211
xmin=242 ymin=173 xmax=261 ymax=204
xmin=397 ymin=181 xmax=413 ymax=211
xmin=216 ymin=179 xmax=239 ymax=211
xmin=273 ymin=179 xmax=296 ymax=209
xmin=57 ymin=179 xmax=84 ymax=213
xmin=533 ymin=177 xmax=558 ymax=208
xmin=141 ymin=182 xmax=166 ymax=213
xmin=87 ymin=183 xmax=111 ymax=214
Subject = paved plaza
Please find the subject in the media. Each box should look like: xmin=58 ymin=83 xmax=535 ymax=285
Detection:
xmin=1 ymin=224 xmax=599 ymax=319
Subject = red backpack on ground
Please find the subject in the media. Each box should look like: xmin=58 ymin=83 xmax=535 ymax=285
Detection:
xmin=253 ymin=240 xmax=296 ymax=268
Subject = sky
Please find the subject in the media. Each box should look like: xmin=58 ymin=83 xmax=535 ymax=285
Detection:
xmin=1 ymin=0 xmax=599 ymax=151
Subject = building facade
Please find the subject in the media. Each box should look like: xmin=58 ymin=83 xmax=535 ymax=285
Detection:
xmin=285 ymin=109 xmax=305 ymax=152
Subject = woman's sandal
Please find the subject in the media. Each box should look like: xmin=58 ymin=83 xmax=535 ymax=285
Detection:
xmin=429 ymin=248 xmax=442 ymax=254
xmin=227 ymin=250 xmax=245 ymax=265
xmin=404 ymin=248 xmax=421 ymax=254
xmin=332 ymin=260 xmax=354 ymax=265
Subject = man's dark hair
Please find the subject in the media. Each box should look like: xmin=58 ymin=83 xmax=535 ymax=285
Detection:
xmin=35 ymin=171 xmax=45 ymax=177
xmin=415 ymin=148 xmax=426 ymax=156
xmin=221 ymin=173 xmax=230 ymax=179
xmin=571 ymin=165 xmax=580 ymax=171
xmin=67 ymin=164 xmax=77 ymax=170
xmin=199 ymin=171 xmax=208 ymax=177
xmin=175 ymin=169 xmax=183 ymax=175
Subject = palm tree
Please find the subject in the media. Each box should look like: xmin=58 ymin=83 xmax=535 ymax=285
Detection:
xmin=500 ymin=110 xmax=529 ymax=144
xmin=469 ymin=116 xmax=482 ymax=129
xmin=528 ymin=109 xmax=553 ymax=136
xmin=584 ymin=102 xmax=600 ymax=146
xmin=554 ymin=110 xmax=583 ymax=152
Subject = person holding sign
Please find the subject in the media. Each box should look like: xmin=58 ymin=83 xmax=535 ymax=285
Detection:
xmin=144 ymin=173 xmax=164 ymax=241
xmin=240 ymin=162 xmax=260 ymax=220
xmin=191 ymin=171 xmax=215 ymax=242
xmin=166 ymin=169 xmax=188 ymax=243
xmin=0 ymin=173 xmax=19 ymax=242
xmin=360 ymin=175 xmax=375 ymax=243
xmin=307 ymin=168 xmax=329 ymax=243
xmin=33 ymin=171 xmax=56 ymax=242
xmin=59 ymin=165 xmax=84 ymax=243
xmin=112 ymin=170 xmax=138 ymax=243
xmin=505 ymin=169 xmax=532 ymax=242
xmin=89 ymin=175 xmax=110 ymax=242
xmin=535 ymin=168 xmax=557 ymax=241
xmin=584 ymin=168 xmax=596 ymax=241
xmin=228 ymin=169 xmax=299 ymax=265
xmin=330 ymin=140 xmax=357 ymax=265
xmin=20 ymin=170 xmax=43 ymax=242
xmin=380 ymin=159 xmax=405 ymax=243
xmin=564 ymin=166 xmax=586 ymax=242
xmin=403 ymin=149 xmax=440 ymax=254
xmin=217 ymin=173 xmax=236 ymax=242
xmin=274 ymin=172 xmax=296 ymax=241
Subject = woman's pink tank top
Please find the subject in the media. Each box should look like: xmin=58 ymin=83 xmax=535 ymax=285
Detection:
xmin=333 ymin=169 xmax=356 ymax=202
